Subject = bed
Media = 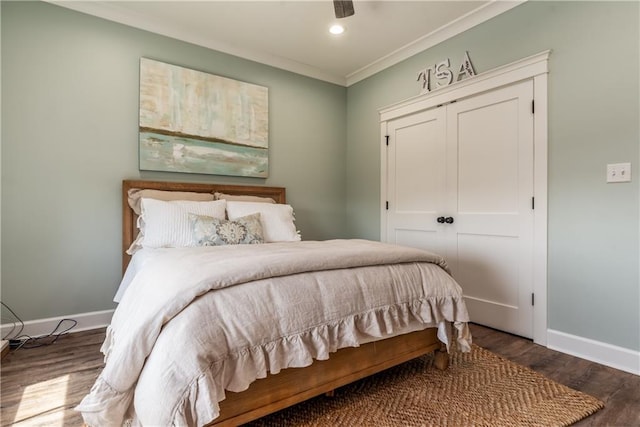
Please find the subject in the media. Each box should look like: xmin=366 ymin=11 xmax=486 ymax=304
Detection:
xmin=77 ymin=179 xmax=471 ymax=427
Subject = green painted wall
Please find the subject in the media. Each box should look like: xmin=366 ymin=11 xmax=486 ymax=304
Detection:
xmin=346 ymin=1 xmax=639 ymax=351
xmin=2 ymin=1 xmax=638 ymax=355
xmin=1 ymin=1 xmax=346 ymax=320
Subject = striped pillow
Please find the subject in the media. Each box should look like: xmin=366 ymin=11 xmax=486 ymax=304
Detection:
xmin=140 ymin=198 xmax=227 ymax=248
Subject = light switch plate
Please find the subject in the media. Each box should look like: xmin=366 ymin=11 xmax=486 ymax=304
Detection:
xmin=606 ymin=163 xmax=631 ymax=183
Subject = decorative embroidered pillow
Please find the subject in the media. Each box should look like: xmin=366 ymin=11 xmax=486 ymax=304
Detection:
xmin=190 ymin=213 xmax=264 ymax=246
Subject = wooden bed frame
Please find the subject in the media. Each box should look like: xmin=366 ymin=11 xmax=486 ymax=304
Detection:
xmin=122 ymin=179 xmax=449 ymax=426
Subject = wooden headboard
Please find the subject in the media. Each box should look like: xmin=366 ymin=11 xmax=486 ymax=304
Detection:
xmin=122 ymin=180 xmax=286 ymax=274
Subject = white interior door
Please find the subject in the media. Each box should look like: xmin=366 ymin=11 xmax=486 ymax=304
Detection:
xmin=446 ymin=80 xmax=534 ymax=338
xmin=384 ymin=79 xmax=535 ymax=338
xmin=385 ymin=108 xmax=447 ymax=254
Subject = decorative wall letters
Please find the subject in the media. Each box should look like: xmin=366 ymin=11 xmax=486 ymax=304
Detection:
xmin=417 ymin=51 xmax=476 ymax=94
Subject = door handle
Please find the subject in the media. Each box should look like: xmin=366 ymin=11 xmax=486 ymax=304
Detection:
xmin=437 ymin=216 xmax=446 ymax=223
xmin=445 ymin=216 xmax=454 ymax=224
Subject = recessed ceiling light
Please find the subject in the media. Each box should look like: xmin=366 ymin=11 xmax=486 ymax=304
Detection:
xmin=329 ymin=24 xmax=345 ymax=35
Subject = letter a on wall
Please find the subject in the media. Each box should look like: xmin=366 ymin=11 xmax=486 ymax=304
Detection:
xmin=457 ymin=51 xmax=476 ymax=81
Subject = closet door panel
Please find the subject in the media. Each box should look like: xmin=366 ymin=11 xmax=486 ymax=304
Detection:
xmin=386 ymin=108 xmax=446 ymax=255
xmin=446 ymin=80 xmax=534 ymax=338
xmin=456 ymin=99 xmax=519 ymax=213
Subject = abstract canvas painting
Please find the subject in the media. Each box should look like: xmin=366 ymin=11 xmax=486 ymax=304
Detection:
xmin=139 ymin=58 xmax=269 ymax=177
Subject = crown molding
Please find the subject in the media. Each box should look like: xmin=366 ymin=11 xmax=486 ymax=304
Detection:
xmin=346 ymin=0 xmax=526 ymax=86
xmin=48 ymin=0 xmax=524 ymax=88
xmin=47 ymin=0 xmax=348 ymax=86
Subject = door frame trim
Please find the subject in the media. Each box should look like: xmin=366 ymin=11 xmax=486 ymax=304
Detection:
xmin=379 ymin=50 xmax=550 ymax=345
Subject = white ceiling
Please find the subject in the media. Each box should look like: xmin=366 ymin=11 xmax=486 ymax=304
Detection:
xmin=51 ymin=1 xmax=523 ymax=86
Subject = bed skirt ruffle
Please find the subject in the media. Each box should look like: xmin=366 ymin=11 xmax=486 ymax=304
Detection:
xmin=168 ymin=297 xmax=471 ymax=426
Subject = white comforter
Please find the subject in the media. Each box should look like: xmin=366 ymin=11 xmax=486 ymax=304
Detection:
xmin=77 ymin=239 xmax=471 ymax=426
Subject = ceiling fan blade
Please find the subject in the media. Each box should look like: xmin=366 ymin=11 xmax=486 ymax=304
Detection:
xmin=333 ymin=0 xmax=354 ymax=19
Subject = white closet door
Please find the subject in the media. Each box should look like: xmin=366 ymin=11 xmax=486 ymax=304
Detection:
xmin=385 ymin=108 xmax=447 ymax=255
xmin=384 ymin=79 xmax=535 ymax=338
xmin=446 ymin=80 xmax=534 ymax=338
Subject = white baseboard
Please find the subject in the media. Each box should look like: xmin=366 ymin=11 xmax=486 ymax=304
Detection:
xmin=547 ymin=329 xmax=640 ymax=376
xmin=1 ymin=309 xmax=114 ymax=339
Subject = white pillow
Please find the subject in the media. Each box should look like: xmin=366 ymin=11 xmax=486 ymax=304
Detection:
xmin=126 ymin=190 xmax=216 ymax=255
xmin=140 ymin=198 xmax=227 ymax=248
xmin=128 ymin=189 xmax=214 ymax=216
xmin=226 ymin=201 xmax=301 ymax=242
xmin=213 ymin=192 xmax=276 ymax=204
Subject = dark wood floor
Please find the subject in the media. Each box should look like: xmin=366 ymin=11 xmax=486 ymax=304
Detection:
xmin=1 ymin=328 xmax=106 ymax=426
xmin=471 ymin=324 xmax=640 ymax=427
xmin=1 ymin=324 xmax=638 ymax=426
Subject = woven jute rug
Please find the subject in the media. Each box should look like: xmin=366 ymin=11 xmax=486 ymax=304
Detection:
xmin=248 ymin=345 xmax=604 ymax=427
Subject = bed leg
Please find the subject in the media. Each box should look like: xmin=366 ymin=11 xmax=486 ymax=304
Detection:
xmin=434 ymin=344 xmax=449 ymax=370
